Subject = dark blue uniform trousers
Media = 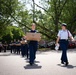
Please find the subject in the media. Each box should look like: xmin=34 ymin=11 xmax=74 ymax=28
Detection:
xmin=60 ymin=40 xmax=69 ymax=62
xmin=21 ymin=44 xmax=28 ymax=58
xmin=21 ymin=45 xmax=26 ymax=57
xmin=29 ymin=43 xmax=37 ymax=63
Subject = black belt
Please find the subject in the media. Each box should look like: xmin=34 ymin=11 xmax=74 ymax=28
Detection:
xmin=60 ymin=39 xmax=68 ymax=41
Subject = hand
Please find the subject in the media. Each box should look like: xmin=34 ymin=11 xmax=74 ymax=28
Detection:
xmin=71 ymin=37 xmax=75 ymax=41
xmin=55 ymin=43 xmax=60 ymax=51
xmin=55 ymin=43 xmax=60 ymax=47
xmin=72 ymin=38 xmax=75 ymax=42
xmin=55 ymin=43 xmax=58 ymax=46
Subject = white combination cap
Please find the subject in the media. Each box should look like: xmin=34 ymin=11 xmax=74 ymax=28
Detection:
xmin=62 ymin=23 xmax=67 ymax=26
xmin=32 ymin=23 xmax=36 ymax=26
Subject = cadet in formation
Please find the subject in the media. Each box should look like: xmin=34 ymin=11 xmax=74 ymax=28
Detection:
xmin=21 ymin=37 xmax=28 ymax=58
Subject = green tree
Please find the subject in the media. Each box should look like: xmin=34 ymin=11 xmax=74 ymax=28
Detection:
xmin=61 ymin=0 xmax=76 ymax=34
xmin=1 ymin=0 xmax=76 ymax=41
xmin=1 ymin=26 xmax=24 ymax=42
xmin=0 ymin=0 xmax=19 ymax=37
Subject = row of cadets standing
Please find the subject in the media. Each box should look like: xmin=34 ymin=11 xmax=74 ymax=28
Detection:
xmin=9 ymin=39 xmax=28 ymax=57
xmin=9 ymin=39 xmax=21 ymax=54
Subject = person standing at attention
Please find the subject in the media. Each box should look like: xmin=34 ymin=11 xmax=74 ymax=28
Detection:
xmin=56 ymin=23 xmax=74 ymax=66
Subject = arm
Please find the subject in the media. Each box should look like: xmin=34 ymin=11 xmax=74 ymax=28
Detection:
xmin=68 ymin=31 xmax=75 ymax=41
xmin=69 ymin=36 xmax=75 ymax=41
xmin=56 ymin=37 xmax=60 ymax=44
xmin=56 ymin=30 xmax=60 ymax=44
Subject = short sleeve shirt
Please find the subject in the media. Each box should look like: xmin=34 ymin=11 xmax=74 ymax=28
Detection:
xmin=57 ymin=30 xmax=72 ymax=39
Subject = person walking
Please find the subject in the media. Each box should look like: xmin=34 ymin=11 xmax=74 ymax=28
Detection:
xmin=28 ymin=23 xmax=38 ymax=65
xmin=56 ymin=23 xmax=74 ymax=66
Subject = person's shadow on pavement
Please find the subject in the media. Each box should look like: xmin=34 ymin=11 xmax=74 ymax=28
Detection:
xmin=26 ymin=60 xmax=40 ymax=63
xmin=57 ymin=64 xmax=76 ymax=69
xmin=24 ymin=64 xmax=42 ymax=69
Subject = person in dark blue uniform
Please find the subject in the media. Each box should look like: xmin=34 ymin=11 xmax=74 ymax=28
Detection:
xmin=21 ymin=37 xmax=28 ymax=58
xmin=13 ymin=39 xmax=17 ymax=54
xmin=28 ymin=23 xmax=38 ymax=65
xmin=9 ymin=40 xmax=13 ymax=53
xmin=16 ymin=40 xmax=21 ymax=55
xmin=56 ymin=23 xmax=74 ymax=66
xmin=0 ymin=42 xmax=3 ymax=52
xmin=3 ymin=41 xmax=8 ymax=52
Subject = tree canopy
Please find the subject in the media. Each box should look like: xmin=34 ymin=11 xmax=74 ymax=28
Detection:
xmin=0 ymin=0 xmax=76 ymax=42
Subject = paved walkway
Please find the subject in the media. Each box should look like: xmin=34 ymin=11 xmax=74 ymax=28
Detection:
xmin=0 ymin=50 xmax=76 ymax=75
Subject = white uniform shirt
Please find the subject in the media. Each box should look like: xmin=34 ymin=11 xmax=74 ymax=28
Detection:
xmin=57 ymin=30 xmax=72 ymax=39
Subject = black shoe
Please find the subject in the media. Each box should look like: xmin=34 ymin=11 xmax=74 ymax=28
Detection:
xmin=65 ymin=62 xmax=69 ymax=66
xmin=61 ymin=61 xmax=64 ymax=64
xmin=30 ymin=62 xmax=33 ymax=66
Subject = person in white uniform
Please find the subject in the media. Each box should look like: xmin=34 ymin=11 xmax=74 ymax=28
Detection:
xmin=56 ymin=23 xmax=74 ymax=66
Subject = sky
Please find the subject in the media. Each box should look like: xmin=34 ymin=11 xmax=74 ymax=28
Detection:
xmin=13 ymin=0 xmax=41 ymax=26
